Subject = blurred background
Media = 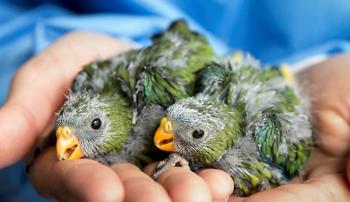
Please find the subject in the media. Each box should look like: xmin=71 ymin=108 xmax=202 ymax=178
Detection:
xmin=1 ymin=0 xmax=350 ymax=201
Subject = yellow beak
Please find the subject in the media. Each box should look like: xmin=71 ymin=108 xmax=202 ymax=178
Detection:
xmin=56 ymin=126 xmax=84 ymax=160
xmin=154 ymin=117 xmax=176 ymax=152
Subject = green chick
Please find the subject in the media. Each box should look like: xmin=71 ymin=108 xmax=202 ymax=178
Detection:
xmin=55 ymin=20 xmax=215 ymax=167
xmin=153 ymin=55 xmax=313 ymax=196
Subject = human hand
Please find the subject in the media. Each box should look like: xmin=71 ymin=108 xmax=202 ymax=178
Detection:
xmin=1 ymin=31 xmax=233 ymax=202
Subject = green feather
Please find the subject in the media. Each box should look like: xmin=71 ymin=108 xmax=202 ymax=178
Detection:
xmin=133 ymin=20 xmax=216 ymax=109
xmin=99 ymin=94 xmax=132 ymax=153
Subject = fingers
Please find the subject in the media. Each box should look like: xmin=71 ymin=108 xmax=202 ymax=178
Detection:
xmin=111 ymin=163 xmax=171 ymax=202
xmin=157 ymin=167 xmax=212 ymax=202
xmin=0 ymin=31 xmax=131 ymax=168
xmin=28 ymin=147 xmax=124 ymax=202
xmin=197 ymin=169 xmax=234 ymax=201
xmin=314 ymin=109 xmax=350 ymax=156
xmin=144 ymin=162 xmax=233 ymax=201
xmin=229 ymin=174 xmax=350 ymax=202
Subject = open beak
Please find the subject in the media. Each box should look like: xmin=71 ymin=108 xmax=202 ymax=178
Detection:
xmin=154 ymin=117 xmax=176 ymax=152
xmin=56 ymin=126 xmax=84 ymax=160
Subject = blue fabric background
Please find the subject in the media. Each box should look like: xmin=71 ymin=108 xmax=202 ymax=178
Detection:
xmin=1 ymin=1 xmax=350 ymax=201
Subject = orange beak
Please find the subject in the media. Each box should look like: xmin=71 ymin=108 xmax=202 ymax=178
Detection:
xmin=154 ymin=117 xmax=176 ymax=152
xmin=56 ymin=126 xmax=84 ymax=160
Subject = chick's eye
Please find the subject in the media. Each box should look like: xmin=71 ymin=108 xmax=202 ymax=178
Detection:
xmin=192 ymin=129 xmax=205 ymax=139
xmin=91 ymin=118 xmax=102 ymax=130
xmin=86 ymin=85 xmax=95 ymax=93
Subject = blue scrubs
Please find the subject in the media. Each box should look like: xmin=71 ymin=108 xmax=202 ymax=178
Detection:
xmin=1 ymin=1 xmax=350 ymax=201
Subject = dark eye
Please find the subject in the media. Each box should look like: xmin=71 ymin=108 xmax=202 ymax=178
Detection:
xmin=91 ymin=118 xmax=102 ymax=130
xmin=86 ymin=85 xmax=94 ymax=93
xmin=192 ymin=129 xmax=205 ymax=139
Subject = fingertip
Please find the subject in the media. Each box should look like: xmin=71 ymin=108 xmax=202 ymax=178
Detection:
xmin=197 ymin=169 xmax=234 ymax=201
xmin=158 ymin=167 xmax=212 ymax=202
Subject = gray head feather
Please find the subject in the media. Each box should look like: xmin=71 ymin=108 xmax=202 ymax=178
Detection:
xmin=56 ymin=92 xmax=114 ymax=158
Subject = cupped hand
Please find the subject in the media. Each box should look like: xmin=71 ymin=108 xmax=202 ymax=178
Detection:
xmin=2 ymin=31 xmax=233 ymax=202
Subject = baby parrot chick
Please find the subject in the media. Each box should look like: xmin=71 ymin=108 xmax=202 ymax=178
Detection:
xmin=153 ymin=56 xmax=313 ymax=196
xmin=56 ymin=60 xmax=165 ymax=166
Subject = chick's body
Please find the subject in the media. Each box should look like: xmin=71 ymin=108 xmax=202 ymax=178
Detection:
xmin=154 ymin=57 xmax=313 ymax=196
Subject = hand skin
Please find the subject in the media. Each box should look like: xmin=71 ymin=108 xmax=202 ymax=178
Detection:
xmin=0 ymin=31 xmax=234 ymax=202
xmin=228 ymin=54 xmax=350 ymax=202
